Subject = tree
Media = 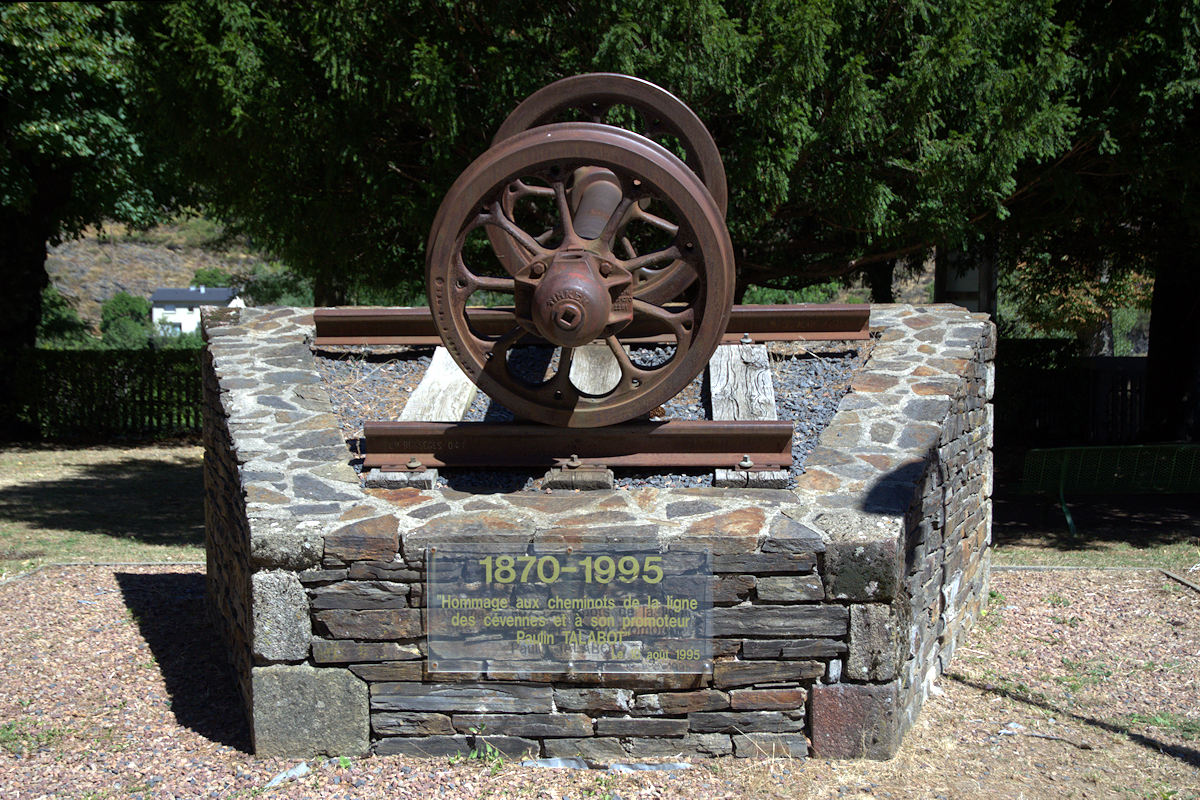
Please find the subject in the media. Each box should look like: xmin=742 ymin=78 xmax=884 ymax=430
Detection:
xmin=128 ymin=0 xmax=1076 ymax=303
xmin=1 ymin=3 xmax=165 ymax=433
xmin=190 ymin=267 xmax=234 ymax=288
xmin=1 ymin=4 xmax=163 ymax=345
xmin=99 ymin=292 xmax=152 ymax=349
xmin=36 ymin=286 xmax=94 ymax=348
xmin=999 ymin=0 xmax=1200 ymax=439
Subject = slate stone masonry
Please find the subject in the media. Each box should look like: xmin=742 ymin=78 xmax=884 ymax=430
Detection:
xmin=201 ymin=303 xmax=994 ymax=761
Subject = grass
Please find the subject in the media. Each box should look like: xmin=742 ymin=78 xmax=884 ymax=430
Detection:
xmin=0 ymin=719 xmax=70 ymax=756
xmin=1119 ymin=712 xmax=1200 ymax=742
xmin=97 ymin=216 xmax=231 ymax=251
xmin=1055 ymin=657 xmax=1113 ymax=691
xmin=991 ymin=484 xmax=1200 ymax=573
xmin=0 ymin=444 xmax=204 ymax=578
xmin=992 ymin=538 xmax=1200 ymax=573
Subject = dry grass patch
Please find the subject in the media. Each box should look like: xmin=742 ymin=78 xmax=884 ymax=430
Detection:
xmin=0 ymin=444 xmax=204 ymax=578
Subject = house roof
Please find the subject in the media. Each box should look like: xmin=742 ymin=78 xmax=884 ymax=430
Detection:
xmin=150 ymin=286 xmax=238 ymax=305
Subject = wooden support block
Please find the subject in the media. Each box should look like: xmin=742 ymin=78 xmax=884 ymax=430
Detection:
xmin=708 ymin=343 xmax=778 ymax=421
xmin=709 ymin=344 xmax=785 ymax=485
xmin=400 ymin=347 xmax=478 ymax=422
xmin=568 ymin=344 xmax=623 ymax=395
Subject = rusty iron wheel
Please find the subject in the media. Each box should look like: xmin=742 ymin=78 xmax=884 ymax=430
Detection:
xmin=489 ymin=73 xmax=728 ymax=305
xmin=426 ymin=123 xmax=734 ymax=428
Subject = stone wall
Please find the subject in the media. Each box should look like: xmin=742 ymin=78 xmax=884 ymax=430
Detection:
xmin=201 ymin=303 xmax=994 ymax=761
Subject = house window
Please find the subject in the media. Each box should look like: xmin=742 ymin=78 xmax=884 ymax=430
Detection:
xmin=163 ymin=305 xmax=176 ymax=312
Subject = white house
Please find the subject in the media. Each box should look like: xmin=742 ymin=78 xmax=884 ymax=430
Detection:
xmin=150 ymin=286 xmax=243 ymax=335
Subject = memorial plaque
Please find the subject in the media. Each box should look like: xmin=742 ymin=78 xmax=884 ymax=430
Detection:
xmin=427 ymin=545 xmax=711 ymax=674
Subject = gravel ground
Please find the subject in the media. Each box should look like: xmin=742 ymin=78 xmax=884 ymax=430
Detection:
xmin=1 ymin=565 xmax=1196 ymax=799
xmin=315 ymin=341 xmax=868 ymax=492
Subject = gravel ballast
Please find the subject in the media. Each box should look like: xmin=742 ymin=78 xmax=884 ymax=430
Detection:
xmin=314 ymin=341 xmax=868 ymax=491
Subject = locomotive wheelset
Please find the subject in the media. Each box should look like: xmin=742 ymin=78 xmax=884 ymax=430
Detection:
xmin=425 ymin=74 xmax=736 ymax=428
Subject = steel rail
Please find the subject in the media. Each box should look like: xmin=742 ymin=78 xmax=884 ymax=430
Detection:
xmin=313 ymin=303 xmax=869 ymax=347
xmin=363 ymin=419 xmax=794 ymax=471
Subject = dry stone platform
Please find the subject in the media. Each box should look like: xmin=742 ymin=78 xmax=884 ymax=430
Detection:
xmin=202 ymin=303 xmax=994 ymax=761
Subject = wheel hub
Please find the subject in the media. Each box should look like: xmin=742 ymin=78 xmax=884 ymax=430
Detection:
xmin=518 ymin=250 xmax=633 ymax=348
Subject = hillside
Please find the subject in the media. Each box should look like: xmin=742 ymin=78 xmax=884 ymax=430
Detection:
xmin=45 ymin=222 xmax=266 ymax=332
xmin=44 ymin=220 xmax=936 ymax=332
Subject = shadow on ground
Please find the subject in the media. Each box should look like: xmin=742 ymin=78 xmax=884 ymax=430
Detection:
xmin=115 ymin=571 xmax=250 ymax=752
xmin=0 ymin=455 xmax=204 ymax=546
xmin=992 ymin=487 xmax=1200 ymax=551
xmin=947 ymin=672 xmax=1200 ymax=770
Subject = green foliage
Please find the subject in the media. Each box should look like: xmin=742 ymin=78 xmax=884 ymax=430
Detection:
xmin=1121 ymin=712 xmax=1200 ymax=742
xmin=238 ymin=262 xmax=314 ymax=307
xmin=997 ymin=248 xmax=1153 ymax=342
xmin=742 ymin=280 xmax=842 ymax=305
xmin=465 ymin=727 xmax=506 ymax=774
xmin=1 ymin=2 xmax=171 ymax=359
xmin=100 ymin=292 xmax=151 ymax=334
xmin=154 ymin=329 xmax=204 ymax=350
xmin=1 ymin=3 xmax=162 ymax=241
xmin=100 ymin=292 xmax=152 ymax=349
xmin=999 ymin=1 xmax=1200 ymax=358
xmin=36 ymin=287 xmax=94 ymax=349
xmin=0 ymin=719 xmax=67 ymax=756
xmin=101 ymin=317 xmax=151 ymax=349
xmin=128 ymin=1 xmax=1078 ymax=301
xmin=190 ymin=267 xmax=234 ymax=288
xmin=1111 ymin=307 xmax=1150 ymax=357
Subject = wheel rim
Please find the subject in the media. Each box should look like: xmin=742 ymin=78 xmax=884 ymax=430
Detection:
xmin=489 ymin=74 xmax=727 ymax=305
xmin=427 ymin=123 xmax=734 ymax=428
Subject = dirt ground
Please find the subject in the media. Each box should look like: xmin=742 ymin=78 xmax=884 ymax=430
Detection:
xmin=0 ymin=566 xmax=1196 ymax=799
xmin=0 ymin=445 xmax=1197 ymax=798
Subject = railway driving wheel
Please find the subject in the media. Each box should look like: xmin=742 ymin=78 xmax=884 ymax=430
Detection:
xmin=426 ymin=122 xmax=734 ymax=428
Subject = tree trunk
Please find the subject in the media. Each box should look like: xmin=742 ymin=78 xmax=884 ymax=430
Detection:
xmin=0 ymin=209 xmax=52 ymax=440
xmin=934 ymin=236 xmax=997 ymax=315
xmin=1081 ymin=315 xmax=1114 ymax=357
xmin=1145 ymin=242 xmax=1200 ymax=442
xmin=866 ymin=259 xmax=896 ymax=304
xmin=312 ymin=271 xmax=349 ymax=307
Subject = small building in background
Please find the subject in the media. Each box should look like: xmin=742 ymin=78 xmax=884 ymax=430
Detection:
xmin=150 ymin=286 xmax=243 ymax=335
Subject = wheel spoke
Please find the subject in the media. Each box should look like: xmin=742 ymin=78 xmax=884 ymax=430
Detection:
xmin=551 ymin=346 xmax=576 ymax=388
xmin=619 ymin=236 xmax=638 ymax=260
xmin=511 ymin=179 xmax=555 ymax=198
xmin=620 ymin=245 xmax=682 ymax=272
xmin=597 ymin=195 xmax=636 ymax=247
xmin=552 ymin=180 xmax=576 ymax=239
xmin=471 ymin=275 xmax=516 ymax=294
xmin=632 ymin=204 xmax=679 ymax=236
xmin=486 ymin=201 xmax=547 ymax=259
xmin=632 ymin=298 xmax=695 ymax=343
xmin=605 ymin=334 xmax=650 ymax=385
xmin=451 ymin=248 xmax=515 ymax=295
xmin=478 ymin=324 xmax=528 ymax=360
